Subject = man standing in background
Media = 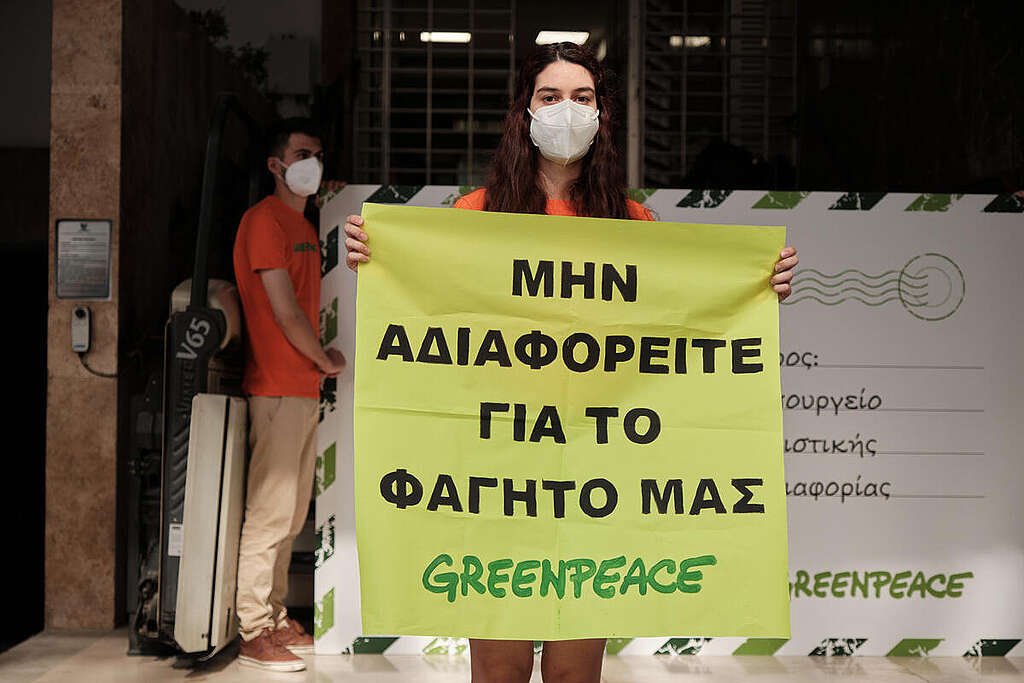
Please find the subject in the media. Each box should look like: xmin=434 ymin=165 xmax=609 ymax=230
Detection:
xmin=232 ymin=118 xmax=345 ymax=672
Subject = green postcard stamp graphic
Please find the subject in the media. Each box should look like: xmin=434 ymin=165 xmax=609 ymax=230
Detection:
xmin=898 ymin=253 xmax=965 ymax=321
xmin=785 ymin=253 xmax=965 ymax=321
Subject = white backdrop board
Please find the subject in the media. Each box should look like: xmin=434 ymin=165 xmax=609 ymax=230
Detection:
xmin=314 ymin=186 xmax=1024 ymax=658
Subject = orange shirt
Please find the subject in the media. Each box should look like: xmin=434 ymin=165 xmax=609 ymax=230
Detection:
xmin=453 ymin=188 xmax=655 ymax=221
xmin=233 ymin=195 xmax=322 ymax=398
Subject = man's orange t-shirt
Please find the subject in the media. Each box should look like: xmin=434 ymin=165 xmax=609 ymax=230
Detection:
xmin=233 ymin=195 xmax=322 ymax=398
xmin=452 ymin=188 xmax=655 ymax=221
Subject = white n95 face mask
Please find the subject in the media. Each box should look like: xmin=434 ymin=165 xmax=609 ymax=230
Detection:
xmin=528 ymin=99 xmax=600 ymax=166
xmin=279 ymin=157 xmax=323 ymax=197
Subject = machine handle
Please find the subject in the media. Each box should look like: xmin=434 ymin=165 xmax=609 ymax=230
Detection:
xmin=190 ymin=93 xmax=262 ymax=310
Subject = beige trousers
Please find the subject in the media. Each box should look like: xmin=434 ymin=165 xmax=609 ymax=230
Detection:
xmin=236 ymin=395 xmax=318 ymax=640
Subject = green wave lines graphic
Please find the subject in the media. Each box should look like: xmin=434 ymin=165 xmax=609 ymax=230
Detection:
xmin=786 ymin=286 xmax=927 ymax=302
xmin=797 ymin=268 xmax=924 ymax=281
xmin=795 ymin=276 xmax=927 ymax=291
xmin=794 ymin=276 xmax=933 ymax=290
xmin=785 ymin=295 xmax=905 ymax=307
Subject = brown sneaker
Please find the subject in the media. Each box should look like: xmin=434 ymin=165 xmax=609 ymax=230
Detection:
xmin=275 ymin=617 xmax=315 ymax=653
xmin=238 ymin=628 xmax=306 ymax=672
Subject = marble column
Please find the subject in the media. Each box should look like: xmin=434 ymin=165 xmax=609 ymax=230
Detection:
xmin=46 ymin=0 xmax=122 ymax=629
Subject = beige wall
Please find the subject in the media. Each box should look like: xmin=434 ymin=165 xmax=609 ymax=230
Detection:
xmin=46 ymin=0 xmax=122 ymax=629
xmin=45 ymin=0 xmax=272 ymax=630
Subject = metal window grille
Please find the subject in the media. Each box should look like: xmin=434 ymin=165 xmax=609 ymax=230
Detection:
xmin=637 ymin=0 xmax=797 ymax=187
xmin=354 ymin=0 xmax=516 ymax=185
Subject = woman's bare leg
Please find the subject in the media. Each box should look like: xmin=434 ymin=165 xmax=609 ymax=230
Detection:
xmin=540 ymin=639 xmax=606 ymax=683
xmin=469 ymin=639 xmax=535 ymax=683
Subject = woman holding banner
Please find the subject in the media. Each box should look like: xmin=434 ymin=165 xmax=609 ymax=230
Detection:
xmin=345 ymin=42 xmax=797 ymax=683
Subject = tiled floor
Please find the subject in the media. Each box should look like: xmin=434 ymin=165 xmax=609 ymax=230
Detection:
xmin=1 ymin=630 xmax=1022 ymax=682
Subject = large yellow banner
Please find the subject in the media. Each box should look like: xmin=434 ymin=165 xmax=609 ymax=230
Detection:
xmin=354 ymin=203 xmax=789 ymax=640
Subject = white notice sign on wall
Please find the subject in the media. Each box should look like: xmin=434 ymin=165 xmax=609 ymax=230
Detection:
xmin=56 ymin=219 xmax=111 ymax=299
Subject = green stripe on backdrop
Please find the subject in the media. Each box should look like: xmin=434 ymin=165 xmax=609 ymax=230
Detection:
xmin=964 ymin=639 xmax=1021 ymax=657
xmin=319 ymin=186 xmax=346 ymax=207
xmin=655 ymin=638 xmax=712 ymax=655
xmin=676 ymin=189 xmax=732 ymax=208
xmin=829 ymin=192 xmax=887 ymax=211
xmin=319 ymin=376 xmax=337 ymax=423
xmin=349 ymin=637 xmax=400 ymax=654
xmin=346 ymin=186 xmax=1014 ymax=213
xmin=314 ymin=588 xmax=335 ymax=639
xmin=442 ymin=186 xmax=482 ymax=206
xmin=367 ymin=185 xmax=423 ymax=204
xmin=422 ymin=637 xmax=469 ymax=655
xmin=983 ymin=193 xmax=1024 ymax=213
xmin=626 ymin=188 xmax=657 ymax=204
xmin=315 ymin=514 xmax=335 ymax=568
xmin=886 ymin=639 xmax=942 ymax=656
xmin=753 ymin=191 xmax=810 ymax=209
xmin=733 ymin=638 xmax=789 ymax=655
xmin=809 ymin=638 xmax=866 ymax=656
xmin=321 ymin=225 xmax=339 ymax=276
xmin=605 ymin=638 xmax=633 ymax=655
xmin=329 ymin=634 xmax=1024 ymax=655
xmin=320 ymin=297 xmax=338 ymax=345
xmin=905 ymin=193 xmax=964 ymax=211
xmin=315 ymin=443 xmax=337 ymax=498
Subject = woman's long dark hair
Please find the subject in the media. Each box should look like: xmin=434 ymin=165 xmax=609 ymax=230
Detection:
xmin=483 ymin=42 xmax=632 ymax=220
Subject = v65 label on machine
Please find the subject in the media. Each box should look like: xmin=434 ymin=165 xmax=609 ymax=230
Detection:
xmin=173 ymin=311 xmax=222 ymax=361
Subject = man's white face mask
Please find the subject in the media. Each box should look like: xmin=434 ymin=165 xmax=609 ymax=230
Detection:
xmin=528 ymin=98 xmax=600 ymax=166
xmin=278 ymin=156 xmax=323 ymax=197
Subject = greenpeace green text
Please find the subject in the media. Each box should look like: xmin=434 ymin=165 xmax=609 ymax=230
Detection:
xmin=424 ymin=553 xmax=717 ymax=603
xmin=790 ymin=569 xmax=974 ymax=599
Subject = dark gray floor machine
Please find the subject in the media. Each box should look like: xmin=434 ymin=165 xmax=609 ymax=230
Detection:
xmin=128 ymin=95 xmax=261 ymax=659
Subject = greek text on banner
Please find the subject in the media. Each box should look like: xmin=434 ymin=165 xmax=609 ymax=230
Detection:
xmin=353 ymin=203 xmax=789 ymax=640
